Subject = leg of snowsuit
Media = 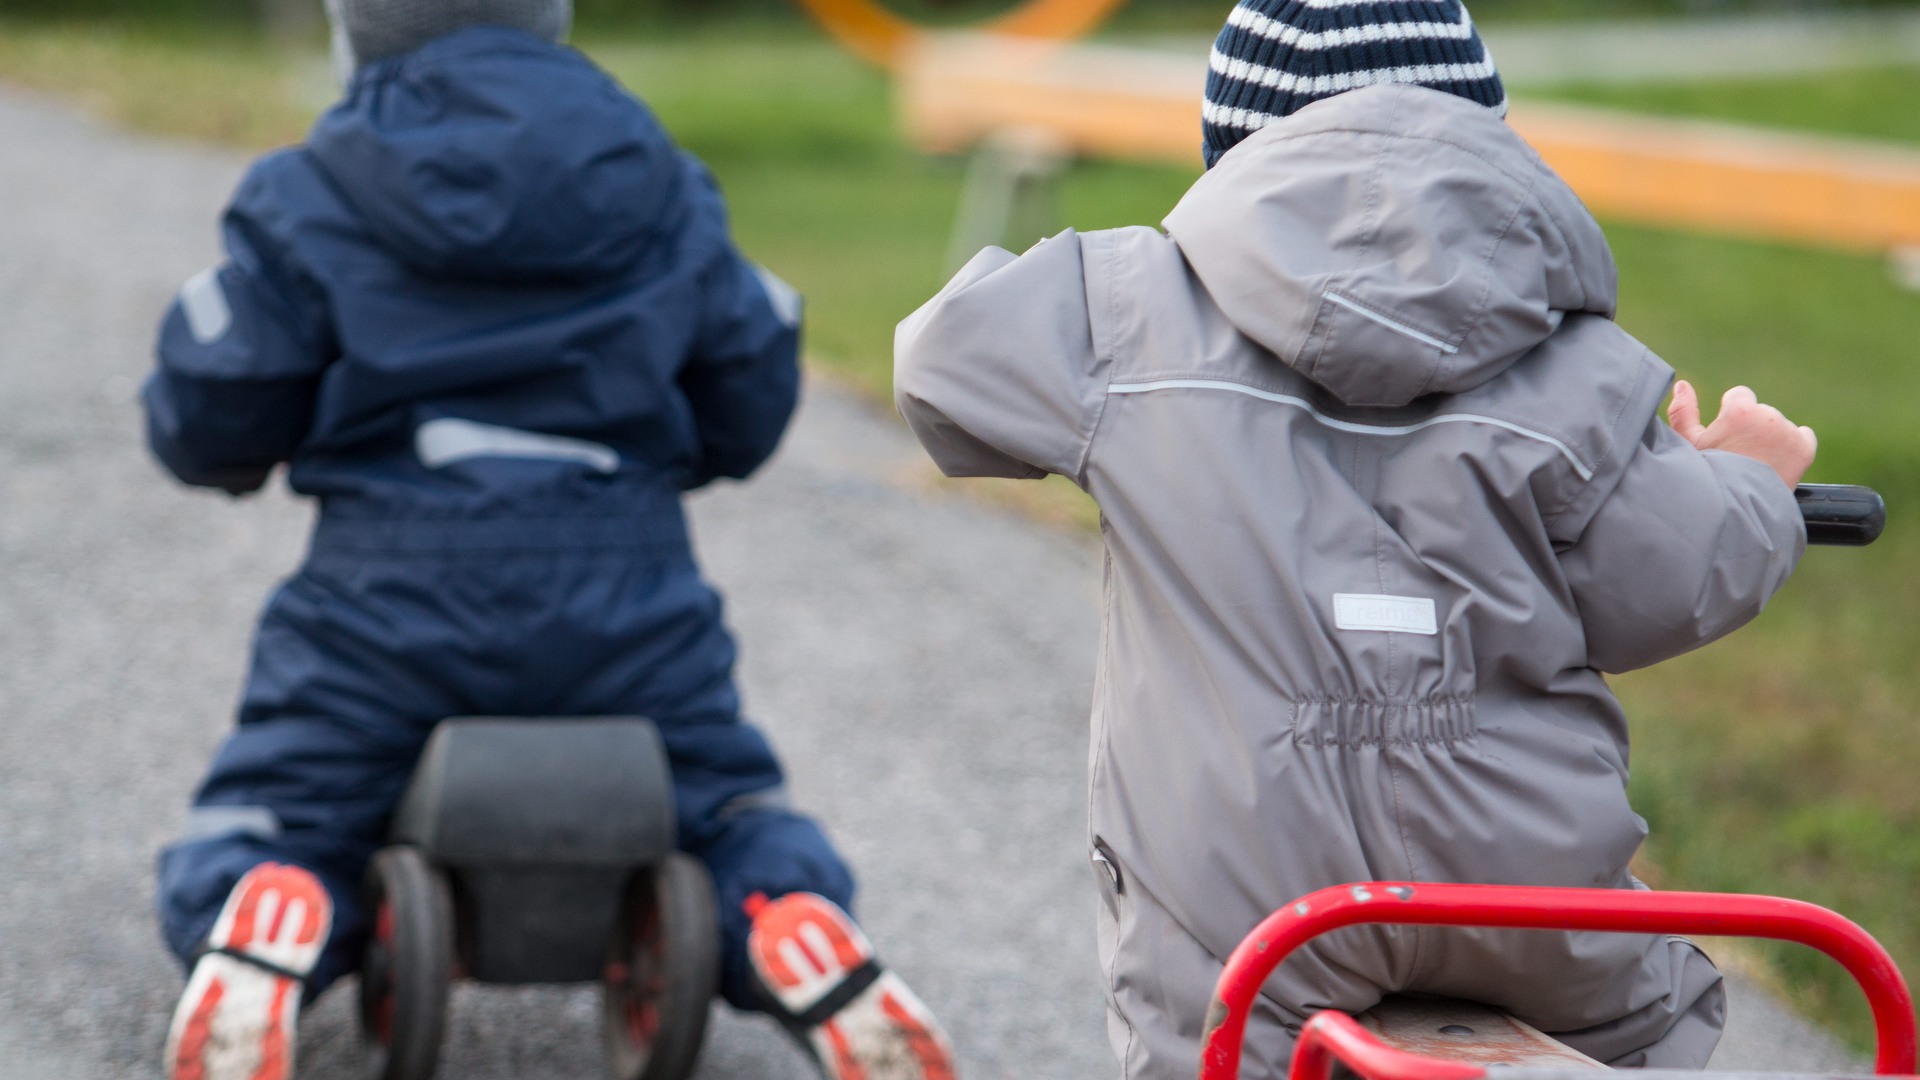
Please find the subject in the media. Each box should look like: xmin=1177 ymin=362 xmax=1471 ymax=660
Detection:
xmin=1090 ymin=703 xmax=1727 ymax=1080
xmin=157 ymin=551 xmax=854 ymax=1005
xmin=654 ymin=719 xmax=857 ymax=1010
xmin=156 ymin=569 xmax=455 ymax=993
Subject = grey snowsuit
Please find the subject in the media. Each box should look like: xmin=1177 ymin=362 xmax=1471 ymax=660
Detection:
xmin=895 ymin=86 xmax=1804 ymax=1080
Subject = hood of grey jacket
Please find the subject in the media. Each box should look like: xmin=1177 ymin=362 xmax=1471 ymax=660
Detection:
xmin=1164 ymin=85 xmax=1618 ymax=408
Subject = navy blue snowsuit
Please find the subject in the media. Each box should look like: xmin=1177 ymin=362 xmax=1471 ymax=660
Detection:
xmin=145 ymin=27 xmax=852 ymax=1007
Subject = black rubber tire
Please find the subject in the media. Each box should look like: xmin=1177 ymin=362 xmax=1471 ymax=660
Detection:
xmin=603 ymin=853 xmax=721 ymax=1080
xmin=359 ymin=846 xmax=455 ymax=1080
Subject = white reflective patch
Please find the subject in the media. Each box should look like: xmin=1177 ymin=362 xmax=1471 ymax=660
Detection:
xmin=179 ymin=267 xmax=233 ymax=344
xmin=753 ymin=264 xmax=803 ymax=329
xmin=416 ymin=418 xmax=619 ymax=474
xmin=1333 ymin=593 xmax=1438 ymax=636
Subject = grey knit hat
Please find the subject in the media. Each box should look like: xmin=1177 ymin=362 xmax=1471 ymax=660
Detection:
xmin=325 ymin=0 xmax=572 ymax=80
xmin=1202 ymin=0 xmax=1506 ymax=168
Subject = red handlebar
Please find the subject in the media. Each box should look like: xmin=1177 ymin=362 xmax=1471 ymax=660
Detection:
xmin=1199 ymin=882 xmax=1917 ymax=1080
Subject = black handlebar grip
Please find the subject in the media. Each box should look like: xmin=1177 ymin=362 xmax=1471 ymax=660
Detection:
xmin=1797 ymin=484 xmax=1886 ymax=546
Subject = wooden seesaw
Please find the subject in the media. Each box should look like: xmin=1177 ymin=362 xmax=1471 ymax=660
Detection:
xmin=893 ymin=32 xmax=1920 ymax=269
xmin=794 ymin=0 xmax=1920 ymax=275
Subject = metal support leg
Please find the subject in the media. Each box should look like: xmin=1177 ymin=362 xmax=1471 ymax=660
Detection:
xmin=945 ymin=127 xmax=1070 ymax=273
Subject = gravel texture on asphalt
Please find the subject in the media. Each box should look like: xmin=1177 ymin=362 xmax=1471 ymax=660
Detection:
xmin=0 ymin=85 xmax=1865 ymax=1079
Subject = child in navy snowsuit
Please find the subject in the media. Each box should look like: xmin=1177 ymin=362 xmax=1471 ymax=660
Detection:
xmin=146 ymin=5 xmax=953 ymax=1079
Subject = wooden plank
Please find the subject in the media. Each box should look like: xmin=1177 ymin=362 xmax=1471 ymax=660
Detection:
xmin=1514 ymin=104 xmax=1920 ymax=253
xmin=898 ymin=35 xmax=1920 ymax=253
xmin=899 ymin=35 xmax=1199 ymax=162
xmin=1357 ymin=996 xmax=1606 ymax=1069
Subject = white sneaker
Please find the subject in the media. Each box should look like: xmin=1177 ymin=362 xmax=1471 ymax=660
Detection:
xmin=747 ymin=892 xmax=957 ymax=1080
xmin=164 ymin=862 xmax=332 ymax=1080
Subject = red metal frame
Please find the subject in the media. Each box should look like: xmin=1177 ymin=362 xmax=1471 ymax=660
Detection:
xmin=1198 ymin=882 xmax=1918 ymax=1080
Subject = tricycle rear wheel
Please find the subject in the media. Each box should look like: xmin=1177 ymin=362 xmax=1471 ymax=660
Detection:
xmin=358 ymin=845 xmax=454 ymax=1080
xmin=603 ymin=853 xmax=719 ymax=1080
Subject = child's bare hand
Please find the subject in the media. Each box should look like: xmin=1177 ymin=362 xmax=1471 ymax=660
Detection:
xmin=1667 ymin=380 xmax=1817 ymax=488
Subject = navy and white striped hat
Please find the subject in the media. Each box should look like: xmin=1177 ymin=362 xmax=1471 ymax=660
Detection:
xmin=1202 ymin=0 xmax=1507 ymax=167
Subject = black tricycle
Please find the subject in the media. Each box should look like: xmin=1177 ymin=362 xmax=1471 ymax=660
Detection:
xmin=357 ymin=716 xmax=717 ymax=1080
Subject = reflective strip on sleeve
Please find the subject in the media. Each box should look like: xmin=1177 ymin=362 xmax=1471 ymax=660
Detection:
xmin=716 ymin=785 xmax=793 ymax=820
xmin=415 ymin=417 xmax=620 ymax=474
xmin=753 ymin=264 xmax=804 ymax=329
xmin=179 ymin=267 xmax=234 ymax=344
xmin=179 ymin=805 xmax=283 ymax=844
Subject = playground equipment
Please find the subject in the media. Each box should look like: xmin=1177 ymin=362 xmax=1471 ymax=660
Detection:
xmin=894 ymin=32 xmax=1920 ymax=264
xmin=1204 ymin=881 xmax=1918 ymax=1080
xmin=357 ymin=718 xmax=717 ymax=1080
xmin=795 ymin=0 xmax=1126 ymax=68
xmin=781 ymin=0 xmax=1920 ymax=270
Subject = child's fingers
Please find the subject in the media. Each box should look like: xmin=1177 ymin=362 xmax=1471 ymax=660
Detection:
xmin=1667 ymin=379 xmax=1706 ymax=443
xmin=1722 ymin=385 xmax=1758 ymax=412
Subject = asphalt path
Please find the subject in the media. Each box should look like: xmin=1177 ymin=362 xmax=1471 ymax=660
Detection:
xmin=0 ymin=87 xmax=1865 ymax=1079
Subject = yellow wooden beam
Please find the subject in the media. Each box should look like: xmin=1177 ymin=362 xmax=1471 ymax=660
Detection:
xmin=898 ymin=35 xmax=1920 ymax=253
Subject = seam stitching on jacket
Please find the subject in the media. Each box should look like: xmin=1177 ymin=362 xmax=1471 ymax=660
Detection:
xmin=1327 ymin=116 xmax=1395 ymax=385
xmin=1421 ymin=163 xmax=1533 ymax=400
xmin=1371 ymin=469 xmax=1397 ymax=696
xmin=1384 ymin=751 xmax=1427 ymax=981
xmin=1089 ymin=538 xmax=1132 ymax=1075
xmin=1243 ymin=125 xmax=1540 ymax=193
xmin=1075 ymin=231 xmax=1122 ymax=487
xmin=1104 ymin=848 xmax=1136 ymax=1080
xmin=1547 ymin=344 xmax=1656 ymax=524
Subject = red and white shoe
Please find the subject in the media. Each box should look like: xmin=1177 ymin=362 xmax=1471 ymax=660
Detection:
xmin=747 ymin=892 xmax=957 ymax=1080
xmin=164 ymin=862 xmax=332 ymax=1080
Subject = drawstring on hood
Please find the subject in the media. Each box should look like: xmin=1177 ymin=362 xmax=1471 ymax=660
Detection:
xmin=1165 ymin=84 xmax=1617 ymax=408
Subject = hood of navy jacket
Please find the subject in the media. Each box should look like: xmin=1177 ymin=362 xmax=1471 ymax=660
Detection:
xmin=307 ymin=27 xmax=683 ymax=281
xmin=1163 ymin=85 xmax=1619 ymax=408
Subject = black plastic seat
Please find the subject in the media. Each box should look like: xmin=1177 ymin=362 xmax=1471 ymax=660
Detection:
xmin=362 ymin=716 xmax=716 ymax=1080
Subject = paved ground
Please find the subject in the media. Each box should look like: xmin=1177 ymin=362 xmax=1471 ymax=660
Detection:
xmin=0 ymin=86 xmax=1867 ymax=1079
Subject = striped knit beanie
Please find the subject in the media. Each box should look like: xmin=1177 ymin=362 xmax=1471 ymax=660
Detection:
xmin=1202 ymin=0 xmax=1507 ymax=168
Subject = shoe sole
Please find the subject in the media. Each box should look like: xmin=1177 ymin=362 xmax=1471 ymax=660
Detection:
xmin=165 ymin=863 xmax=331 ymax=1080
xmin=169 ymin=956 xmax=298 ymax=1080
xmin=811 ymin=973 xmax=956 ymax=1080
xmin=749 ymin=893 xmax=958 ymax=1080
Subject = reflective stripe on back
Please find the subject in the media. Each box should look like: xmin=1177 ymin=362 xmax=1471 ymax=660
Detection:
xmin=415 ymin=417 xmax=620 ymax=474
xmin=1107 ymin=378 xmax=1594 ymax=481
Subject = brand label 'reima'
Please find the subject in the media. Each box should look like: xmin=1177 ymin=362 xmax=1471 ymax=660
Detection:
xmin=1332 ymin=593 xmax=1438 ymax=636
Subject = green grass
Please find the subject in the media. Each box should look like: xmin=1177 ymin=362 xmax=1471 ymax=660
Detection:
xmin=1616 ymin=526 xmax=1920 ymax=1050
xmin=589 ymin=36 xmax=1201 ymax=391
xmin=0 ymin=21 xmax=318 ymax=147
xmin=4 ymin=18 xmax=1920 ymax=1050
xmin=1527 ymin=67 xmax=1920 ymax=146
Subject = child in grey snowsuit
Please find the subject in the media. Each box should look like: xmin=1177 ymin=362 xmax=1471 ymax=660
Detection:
xmin=894 ymin=2 xmax=1817 ymax=1078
